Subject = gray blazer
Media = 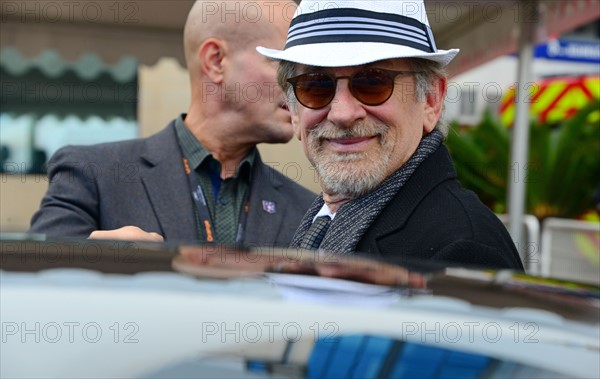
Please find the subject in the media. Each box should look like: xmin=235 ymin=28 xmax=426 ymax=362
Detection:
xmin=29 ymin=121 xmax=316 ymax=247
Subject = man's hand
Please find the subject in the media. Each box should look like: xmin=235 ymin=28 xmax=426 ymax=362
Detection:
xmin=88 ymin=226 xmax=164 ymax=242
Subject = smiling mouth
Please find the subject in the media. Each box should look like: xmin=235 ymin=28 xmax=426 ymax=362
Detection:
xmin=325 ymin=136 xmax=378 ymax=152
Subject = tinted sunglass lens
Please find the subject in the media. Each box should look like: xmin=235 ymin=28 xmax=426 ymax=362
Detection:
xmin=294 ymin=73 xmax=335 ymax=109
xmin=352 ymin=69 xmax=394 ymax=105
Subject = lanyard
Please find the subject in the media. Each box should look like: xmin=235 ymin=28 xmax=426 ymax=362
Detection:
xmin=183 ymin=158 xmax=250 ymax=243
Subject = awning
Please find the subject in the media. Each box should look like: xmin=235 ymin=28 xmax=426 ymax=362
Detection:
xmin=0 ymin=47 xmax=137 ymax=82
xmin=0 ymin=0 xmax=194 ymax=67
xmin=0 ymin=46 xmax=138 ymax=119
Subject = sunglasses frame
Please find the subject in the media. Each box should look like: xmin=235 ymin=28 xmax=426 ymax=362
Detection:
xmin=287 ymin=68 xmax=423 ymax=109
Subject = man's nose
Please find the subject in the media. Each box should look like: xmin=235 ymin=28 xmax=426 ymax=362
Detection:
xmin=327 ymin=79 xmax=367 ymax=127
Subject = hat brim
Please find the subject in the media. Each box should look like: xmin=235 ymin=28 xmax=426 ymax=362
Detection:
xmin=257 ymin=42 xmax=459 ymax=68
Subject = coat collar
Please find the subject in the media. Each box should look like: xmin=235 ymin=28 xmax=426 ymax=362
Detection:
xmin=369 ymin=145 xmax=458 ymax=237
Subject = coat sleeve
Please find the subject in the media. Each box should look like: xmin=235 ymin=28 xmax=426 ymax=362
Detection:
xmin=29 ymin=146 xmax=100 ymax=239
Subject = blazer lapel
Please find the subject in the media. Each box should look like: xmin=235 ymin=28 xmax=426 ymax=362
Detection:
xmin=140 ymin=122 xmax=197 ymax=241
xmin=244 ymin=154 xmax=286 ymax=247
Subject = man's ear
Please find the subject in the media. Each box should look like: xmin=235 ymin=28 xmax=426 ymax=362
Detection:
xmin=199 ymin=38 xmax=227 ymax=83
xmin=423 ymin=77 xmax=446 ymax=133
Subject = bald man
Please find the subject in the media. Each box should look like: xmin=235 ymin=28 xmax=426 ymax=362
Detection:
xmin=30 ymin=0 xmax=315 ymax=247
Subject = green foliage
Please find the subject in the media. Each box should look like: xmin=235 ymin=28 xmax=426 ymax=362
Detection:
xmin=445 ymin=101 xmax=600 ymax=219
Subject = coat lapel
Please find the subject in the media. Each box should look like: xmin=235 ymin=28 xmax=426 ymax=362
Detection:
xmin=243 ymin=154 xmax=286 ymax=247
xmin=140 ymin=122 xmax=197 ymax=241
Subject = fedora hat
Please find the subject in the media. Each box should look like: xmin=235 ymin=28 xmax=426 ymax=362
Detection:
xmin=257 ymin=0 xmax=459 ymax=67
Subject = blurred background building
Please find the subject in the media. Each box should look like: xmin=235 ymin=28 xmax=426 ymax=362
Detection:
xmin=446 ymin=20 xmax=599 ymax=126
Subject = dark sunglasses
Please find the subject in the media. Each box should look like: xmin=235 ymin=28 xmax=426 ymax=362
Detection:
xmin=286 ymin=68 xmax=423 ymax=109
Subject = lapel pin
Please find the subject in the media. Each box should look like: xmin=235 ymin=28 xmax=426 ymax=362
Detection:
xmin=262 ymin=200 xmax=276 ymax=214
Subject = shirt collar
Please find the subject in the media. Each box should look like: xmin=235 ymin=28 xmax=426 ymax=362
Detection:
xmin=174 ymin=114 xmax=256 ymax=179
xmin=314 ymin=202 xmax=335 ymax=222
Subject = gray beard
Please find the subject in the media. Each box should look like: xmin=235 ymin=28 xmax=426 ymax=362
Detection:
xmin=308 ymin=122 xmax=392 ymax=199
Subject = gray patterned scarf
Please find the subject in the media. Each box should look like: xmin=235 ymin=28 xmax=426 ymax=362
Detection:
xmin=290 ymin=130 xmax=444 ymax=254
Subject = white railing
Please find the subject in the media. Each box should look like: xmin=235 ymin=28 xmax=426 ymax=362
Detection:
xmin=540 ymin=218 xmax=600 ymax=285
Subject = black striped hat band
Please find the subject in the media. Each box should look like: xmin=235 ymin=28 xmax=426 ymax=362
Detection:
xmin=285 ymin=8 xmax=437 ymax=54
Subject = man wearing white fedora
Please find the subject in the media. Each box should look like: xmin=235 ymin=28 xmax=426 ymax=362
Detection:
xmin=259 ymin=0 xmax=523 ymax=269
